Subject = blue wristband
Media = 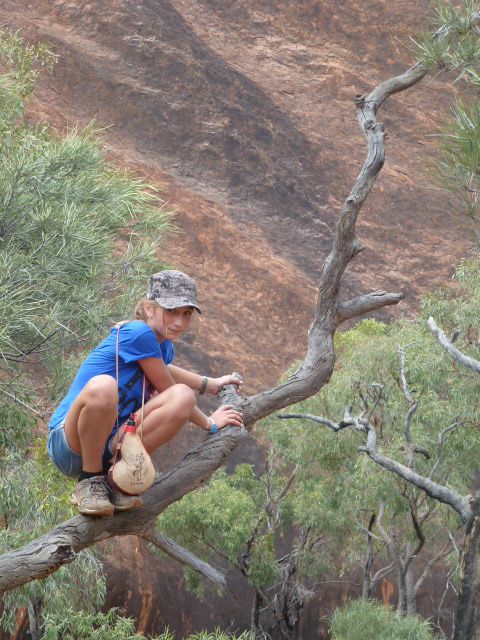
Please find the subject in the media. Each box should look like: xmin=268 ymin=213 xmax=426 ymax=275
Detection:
xmin=210 ymin=421 xmax=219 ymax=434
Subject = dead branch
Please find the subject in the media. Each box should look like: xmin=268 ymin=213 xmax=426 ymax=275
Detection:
xmin=142 ymin=528 xmax=226 ymax=588
xmin=428 ymin=317 xmax=480 ymax=375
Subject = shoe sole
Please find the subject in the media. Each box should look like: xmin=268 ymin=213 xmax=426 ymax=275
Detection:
xmin=70 ymin=496 xmax=114 ymax=517
xmin=113 ymin=496 xmax=143 ymax=512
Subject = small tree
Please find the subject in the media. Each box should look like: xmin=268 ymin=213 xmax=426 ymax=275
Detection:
xmin=157 ymin=451 xmax=343 ymax=639
xmin=279 ymin=256 xmax=480 ymax=639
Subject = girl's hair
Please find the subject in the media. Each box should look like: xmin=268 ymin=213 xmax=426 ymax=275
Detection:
xmin=134 ymin=298 xmax=158 ymax=321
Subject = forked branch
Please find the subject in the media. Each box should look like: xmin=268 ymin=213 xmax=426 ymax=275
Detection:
xmin=0 ymin=53 xmax=430 ymax=593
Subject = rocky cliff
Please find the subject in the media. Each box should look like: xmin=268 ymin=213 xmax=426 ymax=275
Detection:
xmin=0 ymin=0 xmax=472 ymax=637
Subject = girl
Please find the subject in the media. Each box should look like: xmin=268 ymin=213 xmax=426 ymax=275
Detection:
xmin=47 ymin=270 xmax=243 ymax=517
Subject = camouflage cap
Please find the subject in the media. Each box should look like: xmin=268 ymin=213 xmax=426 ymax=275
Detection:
xmin=146 ymin=270 xmax=201 ymax=313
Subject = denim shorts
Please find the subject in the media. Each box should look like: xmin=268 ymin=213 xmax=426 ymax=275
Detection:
xmin=47 ymin=422 xmax=115 ymax=477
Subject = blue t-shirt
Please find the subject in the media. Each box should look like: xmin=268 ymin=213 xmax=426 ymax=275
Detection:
xmin=49 ymin=321 xmax=174 ymax=433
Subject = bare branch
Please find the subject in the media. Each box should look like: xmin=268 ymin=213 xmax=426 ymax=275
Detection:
xmin=243 ymin=61 xmax=430 ymax=426
xmin=375 ymin=502 xmax=390 ymax=545
xmin=362 ymin=512 xmax=376 ymax=599
xmin=277 ymin=413 xmax=353 ymax=432
xmin=359 ymin=423 xmax=471 ymax=523
xmin=428 ymin=317 xmax=480 ymax=375
xmin=337 ymin=291 xmax=404 ymax=322
xmin=142 ymin=529 xmax=226 ymax=588
xmin=398 ymin=346 xmax=419 ymax=448
xmin=429 ymin=421 xmax=463 ymax=480
xmin=371 ymin=563 xmax=395 ymax=585
xmin=414 ymin=538 xmax=453 ymax=595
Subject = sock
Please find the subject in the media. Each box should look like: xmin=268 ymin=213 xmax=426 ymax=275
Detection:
xmin=78 ymin=470 xmax=104 ymax=482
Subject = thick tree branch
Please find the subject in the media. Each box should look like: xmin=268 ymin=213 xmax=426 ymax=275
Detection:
xmin=337 ymin=291 xmax=404 ymax=322
xmin=142 ymin=529 xmax=226 ymax=588
xmin=428 ymin=317 xmax=480 ymax=375
xmin=243 ymin=61 xmax=428 ymax=427
xmin=0 ymin=425 xmax=247 ymax=592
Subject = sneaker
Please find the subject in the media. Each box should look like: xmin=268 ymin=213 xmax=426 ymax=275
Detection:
xmin=108 ymin=487 xmax=143 ymax=512
xmin=71 ymin=476 xmax=114 ymax=517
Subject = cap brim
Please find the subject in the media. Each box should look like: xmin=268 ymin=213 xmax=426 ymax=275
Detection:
xmin=153 ymin=298 xmax=201 ymax=314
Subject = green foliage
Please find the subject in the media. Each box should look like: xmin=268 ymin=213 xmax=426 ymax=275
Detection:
xmin=40 ymin=609 xmax=252 ymax=640
xmin=430 ymin=99 xmax=480 ymax=217
xmin=413 ymin=1 xmax=480 ymax=73
xmin=158 ymin=467 xmax=260 ymax=576
xmin=1 ymin=552 xmax=106 ymax=635
xmin=410 ymin=2 xmax=480 ymax=218
xmin=0 ymin=29 xmax=173 ymax=636
xmin=0 ymin=29 xmax=172 ymax=429
xmin=41 ymin=609 xmax=145 ymax=640
xmin=329 ymin=599 xmax=436 ymax=640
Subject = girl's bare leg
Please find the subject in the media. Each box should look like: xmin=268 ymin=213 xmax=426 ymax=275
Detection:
xmin=64 ymin=374 xmax=118 ymax=473
xmin=114 ymin=383 xmax=196 ymax=454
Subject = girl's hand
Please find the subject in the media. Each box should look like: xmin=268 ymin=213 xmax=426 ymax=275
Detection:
xmin=209 ymin=405 xmax=243 ymax=429
xmin=207 ymin=374 xmax=243 ymax=395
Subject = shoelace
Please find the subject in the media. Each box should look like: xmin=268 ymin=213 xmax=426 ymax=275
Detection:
xmin=87 ymin=477 xmax=108 ymax=498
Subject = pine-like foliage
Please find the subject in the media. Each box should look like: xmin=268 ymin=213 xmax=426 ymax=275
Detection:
xmin=0 ymin=29 xmax=172 ymax=635
xmin=0 ymin=30 xmax=172 ymax=435
xmin=330 ymin=599 xmax=435 ymax=640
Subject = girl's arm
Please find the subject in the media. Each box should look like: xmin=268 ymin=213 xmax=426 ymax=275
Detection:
xmin=167 ymin=364 xmax=204 ymax=391
xmin=167 ymin=364 xmax=242 ymax=394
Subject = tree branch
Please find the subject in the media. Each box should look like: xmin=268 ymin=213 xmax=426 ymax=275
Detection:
xmin=337 ymin=291 xmax=404 ymax=323
xmin=277 ymin=413 xmax=353 ymax=432
xmin=142 ymin=529 xmax=226 ymax=588
xmin=0 ymin=425 xmax=246 ymax=592
xmin=243 ymin=61 xmax=428 ymax=426
xmin=359 ymin=421 xmax=471 ymax=523
xmin=414 ymin=538 xmax=453 ymax=595
xmin=428 ymin=317 xmax=480 ymax=375
xmin=429 ymin=421 xmax=463 ymax=480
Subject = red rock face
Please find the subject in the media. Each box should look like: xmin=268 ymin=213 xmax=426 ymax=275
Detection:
xmin=0 ymin=1 xmax=470 ymax=637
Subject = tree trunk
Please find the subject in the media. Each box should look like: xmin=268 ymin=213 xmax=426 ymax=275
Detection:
xmin=251 ymin=592 xmax=265 ymax=640
xmin=454 ymin=516 xmax=480 ymax=640
xmin=362 ymin=514 xmax=376 ymax=599
xmin=396 ymin=570 xmax=407 ymax=615
xmin=405 ymin=567 xmax=416 ymax=616
xmin=27 ymin=597 xmax=43 ymax=640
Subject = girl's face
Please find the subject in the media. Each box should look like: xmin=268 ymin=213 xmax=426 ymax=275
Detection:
xmin=146 ymin=304 xmax=194 ymax=341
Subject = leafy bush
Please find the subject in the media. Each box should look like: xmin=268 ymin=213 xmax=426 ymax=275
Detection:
xmin=329 ymin=599 xmax=436 ymax=640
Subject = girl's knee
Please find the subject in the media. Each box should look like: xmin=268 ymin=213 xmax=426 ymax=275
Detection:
xmin=84 ymin=375 xmax=118 ymax=410
xmin=171 ymin=383 xmax=196 ymax=414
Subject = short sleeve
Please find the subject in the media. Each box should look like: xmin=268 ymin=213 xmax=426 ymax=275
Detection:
xmin=118 ymin=322 xmax=162 ymax=363
xmin=161 ymin=339 xmax=175 ymax=365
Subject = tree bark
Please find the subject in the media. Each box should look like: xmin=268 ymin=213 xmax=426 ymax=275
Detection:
xmin=250 ymin=591 xmax=265 ymax=640
xmin=454 ymin=515 xmax=480 ymax=640
xmin=27 ymin=597 xmax=43 ymax=640
xmin=361 ymin=513 xmax=376 ymax=599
